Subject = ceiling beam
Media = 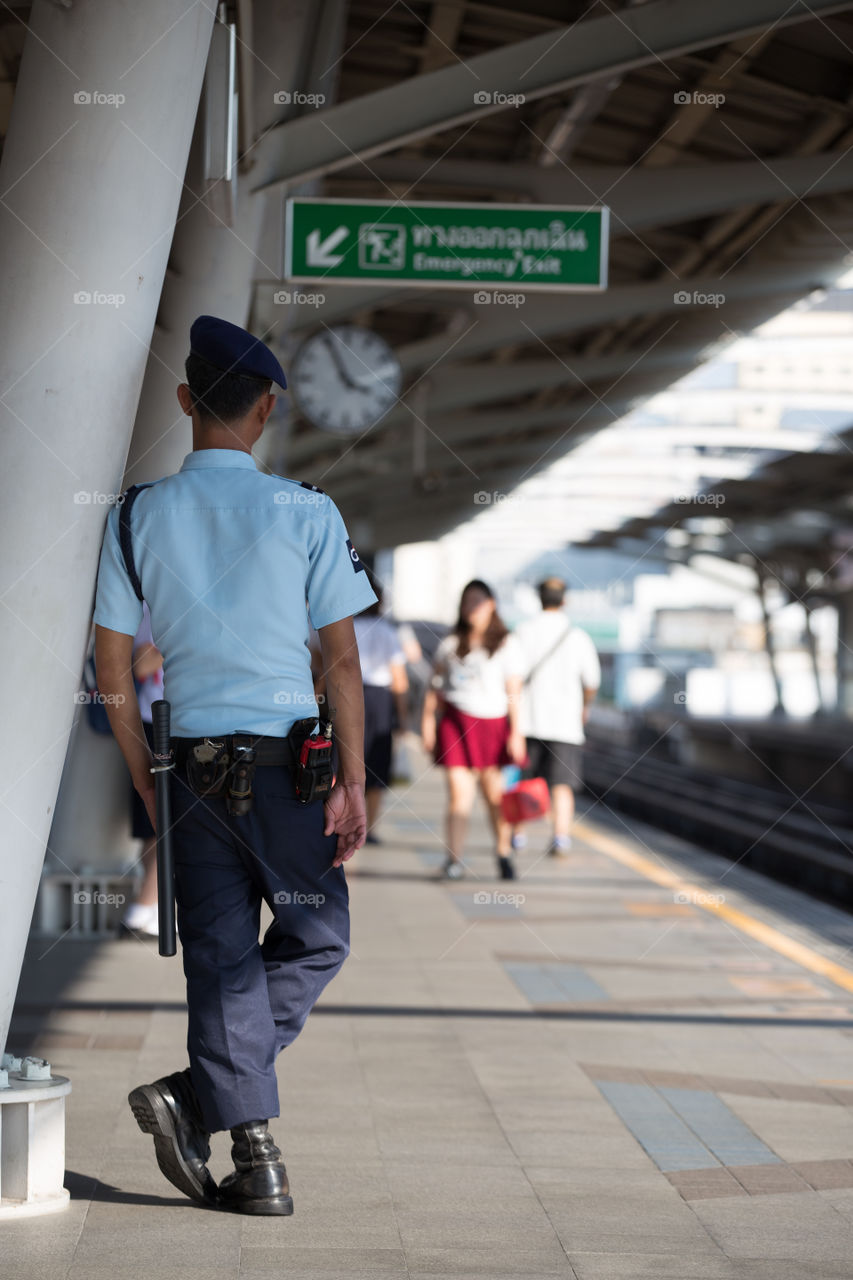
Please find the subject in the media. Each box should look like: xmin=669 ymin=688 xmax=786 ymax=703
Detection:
xmin=394 ymin=260 xmax=840 ymax=373
xmin=283 ymin=347 xmax=698 ymax=471
xmin=322 ymin=410 xmax=617 ymax=502
xmin=346 ymin=151 xmax=853 ymax=235
xmin=255 ymin=150 xmax=853 ymax=342
xmin=249 ymin=0 xmax=853 ymax=192
xmin=418 ymin=2 xmax=467 ymax=74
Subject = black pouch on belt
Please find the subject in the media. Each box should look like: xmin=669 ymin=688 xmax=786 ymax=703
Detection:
xmin=186 ymin=738 xmax=230 ymax=798
xmin=287 ymin=718 xmax=335 ymax=804
xmin=227 ymin=735 xmax=258 ymax=816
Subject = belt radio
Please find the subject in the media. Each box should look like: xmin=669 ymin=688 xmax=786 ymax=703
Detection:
xmin=291 ymin=718 xmax=335 ymax=804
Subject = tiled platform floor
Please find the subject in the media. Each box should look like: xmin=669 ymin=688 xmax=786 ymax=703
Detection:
xmin=6 ymin=750 xmax=853 ymax=1279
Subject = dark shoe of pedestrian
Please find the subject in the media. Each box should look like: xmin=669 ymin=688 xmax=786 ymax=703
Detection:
xmin=497 ymin=854 xmax=516 ymax=880
xmin=128 ymin=1068 xmax=217 ymax=1206
xmin=218 ymin=1120 xmax=294 ymax=1216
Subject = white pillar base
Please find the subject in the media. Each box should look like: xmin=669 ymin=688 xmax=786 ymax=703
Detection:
xmin=0 ymin=1189 xmax=70 ymax=1219
xmin=0 ymin=1064 xmax=71 ymax=1218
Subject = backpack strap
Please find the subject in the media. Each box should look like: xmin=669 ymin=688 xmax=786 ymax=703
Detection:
xmin=118 ymin=483 xmax=153 ymax=602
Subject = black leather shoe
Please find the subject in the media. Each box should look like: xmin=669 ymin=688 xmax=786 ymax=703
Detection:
xmin=497 ymin=855 xmax=516 ymax=880
xmin=128 ymin=1068 xmax=217 ymax=1205
xmin=218 ymin=1120 xmax=293 ymax=1215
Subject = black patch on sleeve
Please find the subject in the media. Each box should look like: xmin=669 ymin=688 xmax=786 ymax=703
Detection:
xmin=346 ymin=538 xmax=365 ymax=572
xmin=300 ymin=480 xmax=325 ymax=493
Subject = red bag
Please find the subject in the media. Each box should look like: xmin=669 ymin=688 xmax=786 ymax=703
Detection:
xmin=501 ymin=777 xmax=551 ymax=825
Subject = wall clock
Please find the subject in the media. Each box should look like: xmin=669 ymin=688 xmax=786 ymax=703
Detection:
xmin=289 ymin=324 xmax=402 ymax=434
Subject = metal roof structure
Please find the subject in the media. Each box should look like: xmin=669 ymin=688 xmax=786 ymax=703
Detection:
xmin=579 ymin=422 xmax=853 ymax=599
xmin=6 ymin=1 xmax=853 ymax=550
xmin=243 ymin=0 xmax=853 ymax=549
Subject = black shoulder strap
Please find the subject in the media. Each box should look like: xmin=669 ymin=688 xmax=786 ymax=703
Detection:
xmin=523 ymin=618 xmax=572 ymax=686
xmin=118 ymin=483 xmax=153 ymax=602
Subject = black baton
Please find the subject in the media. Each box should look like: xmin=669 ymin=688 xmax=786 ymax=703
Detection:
xmin=150 ymin=699 xmax=177 ymax=957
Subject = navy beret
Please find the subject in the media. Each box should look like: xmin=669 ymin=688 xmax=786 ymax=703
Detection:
xmin=189 ymin=315 xmax=287 ymax=389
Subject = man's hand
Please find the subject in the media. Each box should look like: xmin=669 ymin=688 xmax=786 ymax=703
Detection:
xmin=507 ymin=729 xmax=527 ymax=766
xmin=324 ymin=781 xmax=366 ymax=866
xmin=317 ymin=617 xmax=367 ymax=866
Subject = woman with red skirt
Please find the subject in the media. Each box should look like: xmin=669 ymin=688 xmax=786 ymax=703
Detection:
xmin=421 ymin=580 xmax=526 ymax=880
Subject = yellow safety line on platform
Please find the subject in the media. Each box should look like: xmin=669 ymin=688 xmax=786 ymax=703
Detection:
xmin=574 ymin=819 xmax=853 ymax=997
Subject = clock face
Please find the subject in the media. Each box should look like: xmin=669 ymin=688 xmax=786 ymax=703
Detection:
xmin=289 ymin=324 xmax=402 ymax=434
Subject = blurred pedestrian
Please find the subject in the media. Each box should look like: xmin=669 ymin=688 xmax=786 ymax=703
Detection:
xmin=513 ymin=577 xmax=600 ymax=856
xmin=353 ymin=583 xmax=409 ymax=843
xmin=421 ymin=579 xmax=525 ymax=880
xmin=119 ymin=602 xmax=164 ymax=938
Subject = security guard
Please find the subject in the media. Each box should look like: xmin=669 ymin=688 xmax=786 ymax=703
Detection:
xmin=94 ymin=315 xmax=376 ymax=1215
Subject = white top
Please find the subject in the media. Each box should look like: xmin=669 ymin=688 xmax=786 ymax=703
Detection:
xmin=514 ymin=612 xmax=600 ymax=744
xmin=433 ymin=632 xmax=524 ymax=719
xmin=353 ymin=615 xmax=406 ymax=687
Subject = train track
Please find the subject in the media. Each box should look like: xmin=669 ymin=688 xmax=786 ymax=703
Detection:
xmin=582 ymin=739 xmax=853 ymax=907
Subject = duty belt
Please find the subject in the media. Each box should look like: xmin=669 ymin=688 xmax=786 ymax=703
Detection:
xmin=172 ymin=719 xmax=335 ymax=809
xmin=172 ymin=734 xmax=293 ymax=769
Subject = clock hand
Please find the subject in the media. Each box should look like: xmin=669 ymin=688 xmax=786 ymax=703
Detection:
xmin=322 ymin=334 xmax=367 ymax=391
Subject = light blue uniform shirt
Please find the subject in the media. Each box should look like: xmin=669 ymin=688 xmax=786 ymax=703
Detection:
xmin=94 ymin=449 xmax=377 ymax=737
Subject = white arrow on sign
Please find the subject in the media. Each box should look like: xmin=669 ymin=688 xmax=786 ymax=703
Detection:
xmin=306 ymin=226 xmax=348 ymax=268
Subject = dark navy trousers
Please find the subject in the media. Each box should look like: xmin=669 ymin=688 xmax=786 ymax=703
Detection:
xmin=170 ymin=760 xmax=349 ymax=1133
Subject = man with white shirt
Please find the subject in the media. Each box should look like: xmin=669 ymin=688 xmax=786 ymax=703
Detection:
xmin=514 ymin=577 xmax=600 ymax=856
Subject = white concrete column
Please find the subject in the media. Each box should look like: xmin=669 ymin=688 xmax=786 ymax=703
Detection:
xmin=121 ymin=116 xmax=268 ymax=485
xmin=125 ymin=0 xmax=350 ymax=486
xmin=45 ymin=0 xmax=351 ymax=901
xmin=0 ymin=0 xmax=215 ymax=1058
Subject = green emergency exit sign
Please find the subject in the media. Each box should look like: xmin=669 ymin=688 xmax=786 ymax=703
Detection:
xmin=284 ymin=198 xmax=609 ymax=291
